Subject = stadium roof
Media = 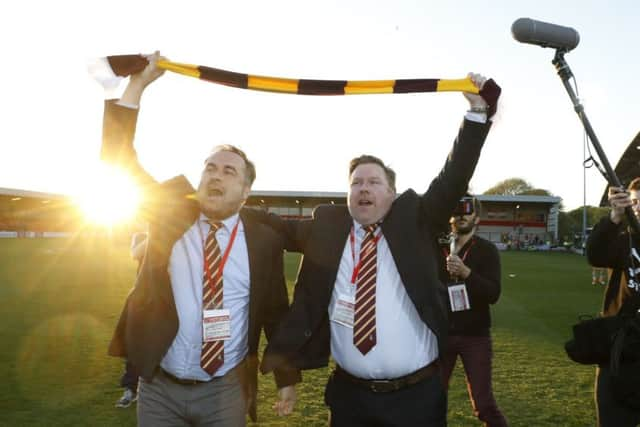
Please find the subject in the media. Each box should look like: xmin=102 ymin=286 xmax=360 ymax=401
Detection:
xmin=476 ymin=194 xmax=562 ymax=204
xmin=250 ymin=190 xmax=346 ymax=198
xmin=599 ymin=131 xmax=640 ymax=206
xmin=0 ymin=187 xmax=67 ymax=200
xmin=0 ymin=187 xmax=347 ymax=200
xmin=0 ymin=187 xmax=561 ymax=204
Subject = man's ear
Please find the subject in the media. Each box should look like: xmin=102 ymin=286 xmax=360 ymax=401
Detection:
xmin=242 ymin=185 xmax=251 ymax=201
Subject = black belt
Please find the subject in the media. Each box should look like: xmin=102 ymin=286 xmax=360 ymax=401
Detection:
xmin=159 ymin=368 xmax=211 ymax=385
xmin=334 ymin=360 xmax=439 ymax=393
xmin=157 ymin=360 xmax=245 ymax=386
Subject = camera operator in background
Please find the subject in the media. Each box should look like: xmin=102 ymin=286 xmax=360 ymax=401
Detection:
xmin=586 ymin=180 xmax=640 ymax=426
xmin=439 ymin=196 xmax=508 ymax=427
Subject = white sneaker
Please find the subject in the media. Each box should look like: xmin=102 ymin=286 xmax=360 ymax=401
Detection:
xmin=115 ymin=388 xmax=137 ymax=408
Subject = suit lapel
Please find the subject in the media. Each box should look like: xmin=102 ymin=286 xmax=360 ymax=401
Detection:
xmin=379 ymin=194 xmax=427 ymax=308
xmin=321 ymin=208 xmax=352 ymax=295
xmin=240 ymin=211 xmax=265 ymax=303
xmin=332 ymin=212 xmax=353 ymax=257
xmin=146 ymin=175 xmax=199 ymax=306
xmin=320 ymin=207 xmax=352 ymax=266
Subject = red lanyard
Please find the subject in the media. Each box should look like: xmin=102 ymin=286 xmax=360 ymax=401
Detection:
xmin=350 ymin=226 xmax=383 ymax=284
xmin=204 ymin=219 xmax=240 ymax=287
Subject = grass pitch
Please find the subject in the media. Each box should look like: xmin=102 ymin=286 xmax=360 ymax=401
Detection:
xmin=1 ymin=238 xmax=602 ymax=426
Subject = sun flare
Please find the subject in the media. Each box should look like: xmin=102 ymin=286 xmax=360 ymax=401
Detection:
xmin=72 ymin=165 xmax=141 ymax=226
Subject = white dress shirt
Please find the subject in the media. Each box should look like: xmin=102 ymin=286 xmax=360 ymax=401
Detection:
xmin=329 ymin=221 xmax=438 ymax=379
xmin=161 ymin=213 xmax=250 ymax=380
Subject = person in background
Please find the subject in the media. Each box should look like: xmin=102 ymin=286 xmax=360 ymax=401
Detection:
xmin=586 ymin=180 xmax=640 ymax=427
xmin=114 ymin=231 xmax=147 ymax=408
xmin=439 ymin=196 xmax=508 ymax=426
xmin=592 ymin=267 xmax=607 ymax=286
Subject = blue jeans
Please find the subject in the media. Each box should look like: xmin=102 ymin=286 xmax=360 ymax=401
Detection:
xmin=120 ymin=360 xmax=139 ymax=391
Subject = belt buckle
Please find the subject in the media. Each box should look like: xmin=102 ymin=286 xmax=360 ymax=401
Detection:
xmin=162 ymin=368 xmax=204 ymax=385
xmin=369 ymin=379 xmax=392 ymax=393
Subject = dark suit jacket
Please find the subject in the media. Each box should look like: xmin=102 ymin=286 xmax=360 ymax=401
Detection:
xmin=251 ymin=118 xmax=491 ymax=373
xmin=103 ymin=101 xmax=299 ymax=392
xmin=587 ymin=216 xmax=640 ymax=317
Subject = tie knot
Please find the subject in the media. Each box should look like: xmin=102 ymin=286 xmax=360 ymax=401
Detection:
xmin=364 ymin=224 xmax=378 ymax=235
xmin=208 ymin=221 xmax=223 ymax=233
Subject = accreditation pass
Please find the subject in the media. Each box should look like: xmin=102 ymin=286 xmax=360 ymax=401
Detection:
xmin=203 ymin=309 xmax=231 ymax=342
xmin=331 ymin=294 xmax=355 ymax=328
xmin=448 ymin=283 xmax=471 ymax=312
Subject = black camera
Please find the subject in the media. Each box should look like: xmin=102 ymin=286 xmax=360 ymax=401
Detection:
xmin=453 ymin=197 xmax=474 ymax=216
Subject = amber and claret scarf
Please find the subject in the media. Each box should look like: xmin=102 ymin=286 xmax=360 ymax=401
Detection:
xmin=104 ymin=54 xmax=501 ymax=117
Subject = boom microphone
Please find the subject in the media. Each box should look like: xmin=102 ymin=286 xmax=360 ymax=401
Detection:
xmin=511 ymin=18 xmax=580 ymax=51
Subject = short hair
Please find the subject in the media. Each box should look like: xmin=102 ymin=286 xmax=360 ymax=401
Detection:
xmin=629 ymin=178 xmax=640 ymax=191
xmin=207 ymin=144 xmax=256 ymax=186
xmin=348 ymin=155 xmax=396 ymax=192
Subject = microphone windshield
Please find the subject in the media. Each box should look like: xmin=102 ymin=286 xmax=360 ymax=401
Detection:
xmin=512 ymin=18 xmax=580 ymax=51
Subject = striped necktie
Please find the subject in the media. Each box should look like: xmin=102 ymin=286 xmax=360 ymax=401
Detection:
xmin=201 ymin=221 xmax=224 ymax=375
xmin=353 ymin=224 xmax=378 ymax=355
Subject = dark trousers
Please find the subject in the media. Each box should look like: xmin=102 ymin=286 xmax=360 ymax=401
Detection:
xmin=596 ymin=365 xmax=640 ymax=427
xmin=325 ymin=367 xmax=447 ymax=427
xmin=441 ymin=335 xmax=508 ymax=427
xmin=120 ymin=360 xmax=139 ymax=391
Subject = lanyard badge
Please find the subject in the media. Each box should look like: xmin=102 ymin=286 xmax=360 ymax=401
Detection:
xmin=445 ymin=238 xmax=475 ymax=312
xmin=448 ymin=283 xmax=470 ymax=312
xmin=200 ymin=218 xmax=240 ymax=342
xmin=203 ymin=309 xmax=231 ymax=342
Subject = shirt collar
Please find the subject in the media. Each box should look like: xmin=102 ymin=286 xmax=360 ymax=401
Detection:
xmin=352 ymin=219 xmax=381 ymax=238
xmin=199 ymin=212 xmax=241 ymax=232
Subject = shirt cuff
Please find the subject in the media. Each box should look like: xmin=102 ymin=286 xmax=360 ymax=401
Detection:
xmin=115 ymin=100 xmax=140 ymax=110
xmin=87 ymin=56 xmax=129 ymax=101
xmin=464 ymin=111 xmax=488 ymax=123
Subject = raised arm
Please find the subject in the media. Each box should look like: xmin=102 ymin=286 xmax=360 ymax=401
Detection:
xmin=241 ymin=207 xmax=313 ymax=253
xmin=420 ymin=73 xmax=500 ymax=232
xmin=101 ymin=51 xmax=166 ymax=188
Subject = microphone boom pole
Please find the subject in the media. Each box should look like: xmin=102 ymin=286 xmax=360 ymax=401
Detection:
xmin=551 ymin=50 xmax=640 ymax=234
xmin=512 ymin=17 xmax=640 ymax=234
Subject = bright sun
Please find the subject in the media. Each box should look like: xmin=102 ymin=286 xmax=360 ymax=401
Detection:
xmin=72 ymin=165 xmax=141 ymax=226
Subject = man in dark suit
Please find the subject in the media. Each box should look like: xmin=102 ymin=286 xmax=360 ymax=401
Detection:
xmin=103 ymin=52 xmax=299 ymax=426
xmin=254 ymin=73 xmax=500 ymax=426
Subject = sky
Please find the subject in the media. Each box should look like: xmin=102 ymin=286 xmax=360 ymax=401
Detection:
xmin=2 ymin=0 xmax=639 ymax=211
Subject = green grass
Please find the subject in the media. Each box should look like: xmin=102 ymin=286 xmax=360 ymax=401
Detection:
xmin=0 ymin=238 xmax=603 ymax=426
